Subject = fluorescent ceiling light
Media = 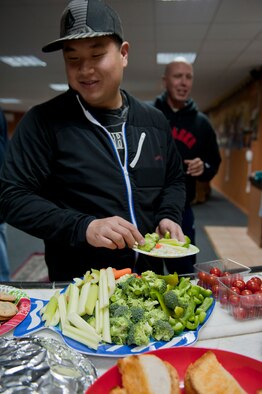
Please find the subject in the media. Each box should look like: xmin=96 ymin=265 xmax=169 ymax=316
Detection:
xmin=49 ymin=84 xmax=69 ymax=92
xmin=157 ymin=52 xmax=196 ymax=64
xmin=0 ymin=56 xmax=46 ymax=67
xmin=0 ymin=98 xmax=21 ymax=104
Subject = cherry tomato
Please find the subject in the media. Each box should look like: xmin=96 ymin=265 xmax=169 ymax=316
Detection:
xmin=230 ymin=286 xmax=241 ymax=294
xmin=246 ymin=279 xmax=260 ymax=293
xmin=207 ymin=274 xmax=218 ymax=286
xmin=223 ymin=271 xmax=231 ymax=276
xmin=232 ymin=306 xmax=247 ymax=320
xmin=210 ymin=267 xmax=222 ymax=277
xmin=250 ymin=276 xmax=262 ymax=286
xmin=220 ymin=293 xmax=228 ymax=306
xmin=221 ymin=274 xmax=232 ymax=286
xmin=241 ymin=295 xmax=255 ymax=309
xmin=246 ymin=307 xmax=257 ymax=319
xmin=241 ymin=289 xmax=252 ymax=296
xmin=254 ymin=292 xmax=262 ymax=307
xmin=229 ymin=294 xmax=240 ymax=306
xmin=211 ymin=284 xmax=219 ymax=298
xmin=198 ymin=271 xmax=208 ymax=283
xmin=231 ymin=279 xmax=246 ymax=292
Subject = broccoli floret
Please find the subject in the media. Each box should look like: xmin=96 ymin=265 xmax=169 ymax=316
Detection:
xmin=127 ymin=321 xmax=152 ymax=346
xmin=109 ymin=304 xmax=131 ymax=319
xmin=110 ymin=316 xmax=132 ymax=345
xmin=110 ymin=287 xmax=127 ymax=304
xmin=126 ymin=297 xmax=145 ymax=309
xmin=163 ymin=290 xmax=180 ymax=310
xmin=120 ymin=275 xmax=149 ymax=297
xmin=152 ymin=320 xmax=174 ymax=342
xmin=130 ymin=306 xmax=145 ymax=323
xmin=142 ymin=298 xmax=159 ymax=311
xmin=141 ymin=271 xmax=167 ymax=294
xmin=145 ymin=308 xmax=169 ymax=327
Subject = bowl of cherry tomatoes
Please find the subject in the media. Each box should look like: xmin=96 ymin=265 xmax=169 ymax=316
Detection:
xmin=194 ymin=259 xmax=262 ymax=320
xmin=218 ymin=274 xmax=262 ymax=320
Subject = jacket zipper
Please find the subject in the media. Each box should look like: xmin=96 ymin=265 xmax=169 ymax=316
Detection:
xmin=77 ymin=96 xmax=138 ymax=228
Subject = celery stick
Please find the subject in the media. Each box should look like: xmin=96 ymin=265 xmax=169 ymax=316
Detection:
xmin=106 ymin=267 xmax=115 ymax=297
xmin=67 ymin=283 xmax=79 ymax=315
xmin=102 ymin=306 xmax=112 ymax=343
xmin=67 ymin=312 xmax=101 ymax=341
xmin=99 ymin=269 xmax=109 ymax=308
xmin=95 ymin=299 xmax=101 ymax=334
xmin=62 ymin=325 xmax=100 ymax=350
xmin=85 ymin=283 xmax=98 ymax=315
xmin=84 ymin=268 xmax=100 ymax=284
xmin=78 ymin=282 xmax=91 ymax=316
xmin=49 ymin=308 xmax=60 ymax=327
xmin=58 ymin=293 xmax=68 ymax=331
xmin=42 ymin=291 xmax=59 ymax=326
xmin=73 ymin=277 xmax=84 ymax=287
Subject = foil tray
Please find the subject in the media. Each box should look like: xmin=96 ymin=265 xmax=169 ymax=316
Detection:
xmin=0 ymin=336 xmax=97 ymax=393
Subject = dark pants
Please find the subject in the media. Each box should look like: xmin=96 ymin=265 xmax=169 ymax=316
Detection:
xmin=164 ymin=205 xmax=196 ymax=275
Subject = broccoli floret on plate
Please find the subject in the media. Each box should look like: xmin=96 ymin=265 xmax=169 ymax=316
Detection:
xmin=152 ymin=320 xmax=174 ymax=342
xmin=130 ymin=306 xmax=145 ymax=323
xmin=141 ymin=270 xmax=167 ymax=294
xmin=145 ymin=307 xmax=169 ymax=327
xmin=127 ymin=321 xmax=152 ymax=346
xmin=109 ymin=304 xmax=131 ymax=319
xmin=110 ymin=316 xmax=132 ymax=345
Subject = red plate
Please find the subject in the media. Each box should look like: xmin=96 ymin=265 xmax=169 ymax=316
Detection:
xmin=86 ymin=347 xmax=262 ymax=394
xmin=0 ymin=285 xmax=31 ymax=336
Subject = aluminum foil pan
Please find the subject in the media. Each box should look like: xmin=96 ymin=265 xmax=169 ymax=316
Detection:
xmin=0 ymin=336 xmax=97 ymax=393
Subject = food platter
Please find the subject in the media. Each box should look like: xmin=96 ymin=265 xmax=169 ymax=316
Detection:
xmin=0 ymin=285 xmax=31 ymax=336
xmin=133 ymin=243 xmax=199 ymax=258
xmin=13 ymin=295 xmax=214 ymax=357
xmin=85 ymin=347 xmax=262 ymax=394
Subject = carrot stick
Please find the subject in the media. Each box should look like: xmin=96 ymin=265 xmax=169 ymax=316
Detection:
xmin=112 ymin=268 xmax=132 ymax=279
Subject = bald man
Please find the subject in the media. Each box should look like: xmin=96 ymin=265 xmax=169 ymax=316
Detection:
xmin=154 ymin=58 xmax=221 ymax=274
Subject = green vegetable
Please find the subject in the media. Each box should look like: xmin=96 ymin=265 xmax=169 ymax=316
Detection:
xmin=130 ymin=306 xmax=145 ymax=323
xmin=152 ymin=320 xmax=174 ymax=341
xmin=127 ymin=321 xmax=152 ymax=346
xmin=163 ymin=290 xmax=180 ymax=310
xmin=157 ymin=272 xmax=179 ymax=287
xmin=110 ymin=316 xmax=132 ymax=345
xmin=141 ymin=270 xmax=167 ymax=294
xmin=145 ymin=308 xmax=169 ymax=327
xmin=159 ymin=235 xmax=191 ymax=248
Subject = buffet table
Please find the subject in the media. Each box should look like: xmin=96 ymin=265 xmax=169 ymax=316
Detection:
xmin=3 ymin=283 xmax=262 ymax=377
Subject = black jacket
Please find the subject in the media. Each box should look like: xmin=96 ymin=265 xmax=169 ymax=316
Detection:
xmin=0 ymin=89 xmax=186 ymax=280
xmin=154 ymin=93 xmax=221 ymax=204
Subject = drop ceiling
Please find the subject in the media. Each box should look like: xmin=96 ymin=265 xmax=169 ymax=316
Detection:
xmin=1 ymin=0 xmax=262 ymax=113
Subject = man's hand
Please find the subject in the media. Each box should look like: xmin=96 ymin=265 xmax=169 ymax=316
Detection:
xmin=184 ymin=157 xmax=204 ymax=177
xmin=155 ymin=218 xmax=185 ymax=242
xmin=86 ymin=216 xmax=145 ymax=249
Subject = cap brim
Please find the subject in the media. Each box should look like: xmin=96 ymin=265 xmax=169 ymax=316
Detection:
xmin=42 ymin=31 xmax=115 ymax=53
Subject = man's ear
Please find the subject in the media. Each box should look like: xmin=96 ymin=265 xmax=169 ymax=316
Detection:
xmin=121 ymin=41 xmax=129 ymax=66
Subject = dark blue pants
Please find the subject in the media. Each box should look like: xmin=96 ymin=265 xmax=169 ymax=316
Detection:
xmin=164 ymin=205 xmax=196 ymax=275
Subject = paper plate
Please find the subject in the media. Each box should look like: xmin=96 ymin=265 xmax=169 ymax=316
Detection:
xmin=133 ymin=243 xmax=199 ymax=258
xmin=0 ymin=285 xmax=31 ymax=336
xmin=86 ymin=347 xmax=262 ymax=394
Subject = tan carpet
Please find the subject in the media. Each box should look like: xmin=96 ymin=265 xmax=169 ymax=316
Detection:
xmin=12 ymin=253 xmax=49 ymax=281
xmin=204 ymin=226 xmax=262 ymax=268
